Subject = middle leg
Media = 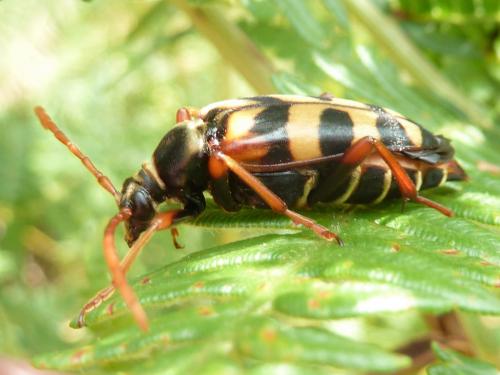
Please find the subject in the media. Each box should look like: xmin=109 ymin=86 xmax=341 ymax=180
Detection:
xmin=210 ymin=151 xmax=343 ymax=245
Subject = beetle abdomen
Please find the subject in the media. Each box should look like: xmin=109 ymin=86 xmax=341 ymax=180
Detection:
xmin=229 ymin=170 xmax=317 ymax=208
xmin=337 ymin=160 xmax=462 ymax=205
xmin=226 ymin=158 xmax=464 ymax=209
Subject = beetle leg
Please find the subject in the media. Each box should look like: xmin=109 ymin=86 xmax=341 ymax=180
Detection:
xmin=176 ymin=107 xmax=191 ymax=122
xmin=34 ymin=107 xmax=121 ymax=205
xmin=76 ymin=285 xmax=115 ymax=328
xmin=208 ymin=155 xmax=242 ymax=212
xmin=176 ymin=107 xmax=200 ymax=123
xmin=310 ymin=136 xmax=453 ymax=217
xmin=78 ymin=210 xmax=183 ymax=329
xmin=211 ymin=151 xmax=343 ymax=245
xmin=170 ymin=227 xmax=184 ymax=249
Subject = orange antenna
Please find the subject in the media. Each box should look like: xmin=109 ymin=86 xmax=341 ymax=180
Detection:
xmin=34 ymin=106 xmax=121 ymax=205
xmin=77 ymin=210 xmax=181 ymax=329
xmin=103 ymin=207 xmax=149 ymax=331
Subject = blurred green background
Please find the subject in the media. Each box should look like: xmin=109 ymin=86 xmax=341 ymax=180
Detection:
xmin=1 ymin=0 xmax=256 ymax=359
xmin=0 ymin=0 xmax=498 ymax=373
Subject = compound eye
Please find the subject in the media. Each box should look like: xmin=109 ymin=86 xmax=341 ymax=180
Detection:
xmin=131 ymin=190 xmax=154 ymax=221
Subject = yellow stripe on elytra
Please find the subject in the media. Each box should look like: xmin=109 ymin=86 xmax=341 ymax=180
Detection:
xmin=266 ymin=95 xmax=373 ymax=111
xmin=225 ymin=107 xmax=264 ymax=141
xmin=398 ymin=118 xmax=423 ymax=147
xmin=345 ymin=108 xmax=380 ymax=143
xmin=199 ymin=98 xmax=258 ymax=118
xmin=267 ymin=95 xmax=323 ymax=103
xmin=286 ymin=105 xmax=323 ymax=161
xmin=382 ymin=107 xmax=405 ymax=118
xmin=330 ymin=98 xmax=371 ymax=110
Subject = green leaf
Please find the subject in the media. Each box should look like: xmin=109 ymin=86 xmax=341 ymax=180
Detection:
xmin=427 ymin=342 xmax=498 ymax=374
xmin=235 ymin=317 xmax=410 ymax=371
xmin=391 ymin=0 xmax=500 ymax=23
xmin=34 ymin=180 xmax=500 ymax=372
xmin=322 ymin=0 xmax=350 ymax=30
xmin=274 ymin=0 xmax=328 ymax=49
xmin=0 ymin=250 xmax=16 ymax=283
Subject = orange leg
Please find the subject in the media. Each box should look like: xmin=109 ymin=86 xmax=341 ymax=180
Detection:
xmin=34 ymin=107 xmax=121 ymax=205
xmin=75 ymin=285 xmax=115 ymax=328
xmin=170 ymin=228 xmax=184 ymax=249
xmin=211 ymin=151 xmax=343 ymax=245
xmin=176 ymin=107 xmax=191 ymax=123
xmin=176 ymin=107 xmax=200 ymax=123
xmin=79 ymin=210 xmax=181 ymax=330
xmin=317 ymin=136 xmax=453 ymax=216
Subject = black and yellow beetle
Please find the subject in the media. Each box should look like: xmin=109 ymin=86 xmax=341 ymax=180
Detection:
xmin=34 ymin=94 xmax=466 ymax=331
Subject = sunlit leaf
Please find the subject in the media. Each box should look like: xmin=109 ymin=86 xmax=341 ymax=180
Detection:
xmin=34 ymin=169 xmax=500 ymax=372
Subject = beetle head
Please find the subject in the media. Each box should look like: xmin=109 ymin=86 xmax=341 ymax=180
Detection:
xmin=120 ymin=166 xmax=166 ymax=246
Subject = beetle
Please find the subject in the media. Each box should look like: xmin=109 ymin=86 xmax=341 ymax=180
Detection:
xmin=34 ymin=94 xmax=466 ymax=331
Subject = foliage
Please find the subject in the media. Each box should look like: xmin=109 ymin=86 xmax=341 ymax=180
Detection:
xmin=0 ymin=0 xmax=499 ymax=374
xmin=428 ymin=342 xmax=499 ymax=374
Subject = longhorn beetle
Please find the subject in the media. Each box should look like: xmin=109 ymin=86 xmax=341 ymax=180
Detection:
xmin=34 ymin=94 xmax=466 ymax=331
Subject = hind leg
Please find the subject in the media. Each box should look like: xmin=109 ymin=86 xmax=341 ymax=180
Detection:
xmin=309 ymin=136 xmax=453 ymax=216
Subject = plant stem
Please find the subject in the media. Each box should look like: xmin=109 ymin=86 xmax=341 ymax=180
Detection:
xmin=341 ymin=0 xmax=493 ymax=129
xmin=171 ymin=0 xmax=276 ymax=94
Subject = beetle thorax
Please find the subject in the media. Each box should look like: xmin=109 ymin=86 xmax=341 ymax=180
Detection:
xmin=152 ymin=119 xmax=210 ymax=198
